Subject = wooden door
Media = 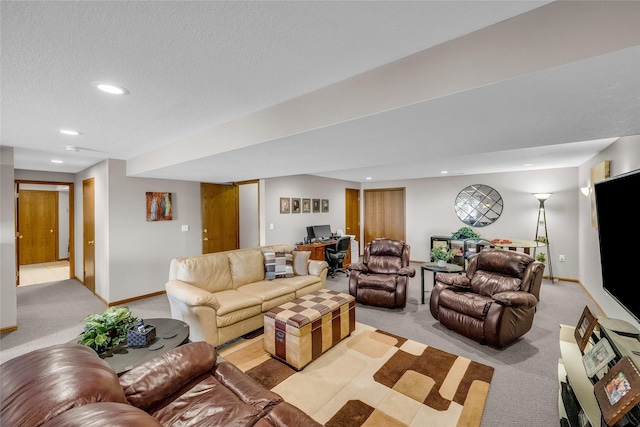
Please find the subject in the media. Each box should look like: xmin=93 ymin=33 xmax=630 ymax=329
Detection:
xmin=83 ymin=178 xmax=95 ymax=293
xmin=18 ymin=190 xmax=58 ymax=265
xmin=363 ymin=188 xmax=406 ymax=246
xmin=345 ymin=188 xmax=360 ymax=256
xmin=201 ymin=183 xmax=239 ymax=254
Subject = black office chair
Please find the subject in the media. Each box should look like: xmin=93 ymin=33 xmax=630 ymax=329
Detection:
xmin=325 ymin=236 xmax=351 ymax=278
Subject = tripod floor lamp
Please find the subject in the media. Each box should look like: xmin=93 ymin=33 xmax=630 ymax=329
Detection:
xmin=533 ymin=193 xmax=554 ymax=283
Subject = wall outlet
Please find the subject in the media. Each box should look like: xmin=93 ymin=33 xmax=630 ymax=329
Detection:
xmin=269 ymin=223 xmax=274 ymax=230
xmin=559 ymin=254 xmax=565 ymax=262
xmin=181 ymin=224 xmax=189 ymax=232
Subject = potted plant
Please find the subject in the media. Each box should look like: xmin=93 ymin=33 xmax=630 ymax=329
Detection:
xmin=451 ymin=227 xmax=481 ymax=240
xmin=78 ymin=306 xmax=138 ymax=354
xmin=430 ymin=246 xmax=456 ymax=267
xmin=535 ymin=252 xmax=547 ymax=264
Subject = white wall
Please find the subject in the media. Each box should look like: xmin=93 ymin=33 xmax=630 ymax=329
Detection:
xmin=362 ymin=168 xmax=580 ymax=280
xmin=239 ymin=182 xmax=259 ymax=248
xmin=578 ymin=135 xmax=640 ymax=328
xmin=0 ymin=147 xmax=17 ymax=329
xmin=263 ymin=175 xmax=360 ymax=246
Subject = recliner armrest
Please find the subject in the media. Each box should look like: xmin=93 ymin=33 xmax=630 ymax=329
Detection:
xmin=347 ymin=262 xmax=368 ymax=272
xmin=119 ymin=342 xmax=217 ymax=410
xmin=492 ymin=291 xmax=538 ymax=309
xmin=397 ymin=266 xmax=416 ymax=277
xmin=165 ymin=280 xmax=220 ymax=310
xmin=435 ymin=272 xmax=470 ymax=287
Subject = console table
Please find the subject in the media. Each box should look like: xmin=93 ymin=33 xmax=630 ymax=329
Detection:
xmin=296 ymin=241 xmax=351 ymax=268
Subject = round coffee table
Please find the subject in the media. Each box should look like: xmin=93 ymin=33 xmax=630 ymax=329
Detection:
xmin=420 ymin=262 xmax=464 ymax=304
xmin=72 ymin=318 xmax=189 ymax=375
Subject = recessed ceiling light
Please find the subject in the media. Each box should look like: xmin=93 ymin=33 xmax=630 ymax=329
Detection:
xmin=65 ymin=145 xmax=80 ymax=152
xmin=365 ymin=177 xmax=372 ymax=180
xmin=51 ymin=159 xmax=63 ymax=164
xmin=59 ymin=129 xmax=82 ymax=136
xmin=94 ymin=82 xmax=129 ymax=95
xmin=440 ymin=170 xmax=448 ymax=174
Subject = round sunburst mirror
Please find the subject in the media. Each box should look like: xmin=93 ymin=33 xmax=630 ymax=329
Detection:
xmin=454 ymin=184 xmax=503 ymax=227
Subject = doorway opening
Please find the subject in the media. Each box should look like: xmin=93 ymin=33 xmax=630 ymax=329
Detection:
xmin=15 ymin=180 xmax=74 ymax=287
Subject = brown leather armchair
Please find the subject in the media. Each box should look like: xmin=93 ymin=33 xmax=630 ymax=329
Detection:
xmin=430 ymin=248 xmax=544 ymax=348
xmin=348 ymin=238 xmax=415 ymax=309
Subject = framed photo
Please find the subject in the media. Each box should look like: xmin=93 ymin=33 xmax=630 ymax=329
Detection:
xmin=312 ymin=199 xmax=321 ymax=213
xmin=575 ymin=305 xmax=598 ymax=354
xmin=146 ymin=192 xmax=172 ymax=221
xmin=321 ymin=199 xmax=329 ymax=213
xmin=291 ymin=198 xmax=301 ymax=214
xmin=280 ymin=197 xmax=290 ymax=214
xmin=582 ymin=338 xmax=616 ymax=378
xmin=594 ymin=356 xmax=640 ymax=426
xmin=302 ymin=198 xmax=311 ymax=213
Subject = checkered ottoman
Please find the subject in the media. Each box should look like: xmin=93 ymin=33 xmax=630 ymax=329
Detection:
xmin=264 ymin=289 xmax=355 ymax=370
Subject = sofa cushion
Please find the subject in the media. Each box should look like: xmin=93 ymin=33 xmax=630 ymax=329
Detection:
xmin=263 ymin=251 xmax=294 ymax=279
xmin=176 ymin=253 xmax=232 ymax=293
xmin=292 ymin=251 xmax=311 ymax=275
xmin=228 ymin=248 xmax=266 ymax=287
xmin=119 ymin=342 xmax=217 ymax=410
xmin=0 ymin=343 xmax=128 ymax=427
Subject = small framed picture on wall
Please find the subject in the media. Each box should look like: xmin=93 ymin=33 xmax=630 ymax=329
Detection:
xmin=292 ymin=198 xmax=301 ymax=214
xmin=322 ymin=199 xmax=329 ymax=213
xmin=302 ymin=198 xmax=311 ymax=213
xmin=312 ymin=199 xmax=321 ymax=213
xmin=280 ymin=197 xmax=291 ymax=214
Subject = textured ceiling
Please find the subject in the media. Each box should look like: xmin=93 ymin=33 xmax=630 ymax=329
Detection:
xmin=2 ymin=1 xmax=638 ymax=183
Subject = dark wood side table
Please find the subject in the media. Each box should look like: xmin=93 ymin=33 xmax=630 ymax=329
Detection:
xmin=74 ymin=318 xmax=189 ymax=375
xmin=420 ymin=262 xmax=464 ymax=304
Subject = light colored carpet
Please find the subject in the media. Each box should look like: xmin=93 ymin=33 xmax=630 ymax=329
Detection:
xmin=219 ymin=322 xmax=494 ymax=427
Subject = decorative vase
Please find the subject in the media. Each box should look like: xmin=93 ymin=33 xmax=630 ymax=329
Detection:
xmin=437 ymin=260 xmax=446 ymax=267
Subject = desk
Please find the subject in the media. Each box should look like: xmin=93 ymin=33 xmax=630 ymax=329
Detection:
xmin=420 ymin=262 xmax=464 ymax=304
xmin=296 ymin=241 xmax=351 ymax=267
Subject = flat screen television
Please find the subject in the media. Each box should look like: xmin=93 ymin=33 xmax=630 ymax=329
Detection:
xmin=594 ymin=168 xmax=640 ymax=322
xmin=312 ymin=224 xmax=332 ymax=240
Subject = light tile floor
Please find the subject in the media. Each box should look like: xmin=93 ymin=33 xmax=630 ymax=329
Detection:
xmin=19 ymin=261 xmax=70 ymax=286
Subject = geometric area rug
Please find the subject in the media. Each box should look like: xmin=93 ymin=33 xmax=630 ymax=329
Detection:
xmin=218 ymin=323 xmax=494 ymax=427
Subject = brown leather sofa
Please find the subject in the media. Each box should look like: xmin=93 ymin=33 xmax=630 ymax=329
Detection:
xmin=348 ymin=238 xmax=416 ymax=309
xmin=430 ymin=248 xmax=544 ymax=348
xmin=0 ymin=341 xmax=322 ymax=427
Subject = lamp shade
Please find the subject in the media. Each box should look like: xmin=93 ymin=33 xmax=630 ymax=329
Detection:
xmin=532 ymin=193 xmax=552 ymax=201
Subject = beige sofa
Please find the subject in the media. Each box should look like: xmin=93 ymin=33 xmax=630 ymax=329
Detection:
xmin=166 ymin=244 xmax=328 ymax=347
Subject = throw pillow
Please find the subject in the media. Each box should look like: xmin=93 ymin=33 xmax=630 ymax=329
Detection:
xmin=293 ymin=251 xmax=311 ymax=275
xmin=263 ymin=251 xmax=294 ymax=280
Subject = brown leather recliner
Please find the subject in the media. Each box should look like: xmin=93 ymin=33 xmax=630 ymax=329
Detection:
xmin=348 ymin=238 xmax=416 ymax=309
xmin=0 ymin=341 xmax=323 ymax=427
xmin=430 ymin=248 xmax=544 ymax=348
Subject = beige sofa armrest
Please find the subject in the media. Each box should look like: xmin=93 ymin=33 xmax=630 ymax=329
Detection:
xmin=165 ymin=280 xmax=220 ymax=310
xmin=308 ymin=260 xmax=328 ymax=277
xmin=165 ymin=280 xmax=221 ymax=346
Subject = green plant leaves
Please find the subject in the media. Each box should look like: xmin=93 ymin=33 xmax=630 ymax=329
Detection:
xmin=451 ymin=227 xmax=481 ymax=239
xmin=77 ymin=306 xmax=137 ymax=353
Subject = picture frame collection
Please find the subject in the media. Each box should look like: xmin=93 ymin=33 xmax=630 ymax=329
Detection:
xmin=280 ymin=197 xmax=329 ymax=214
